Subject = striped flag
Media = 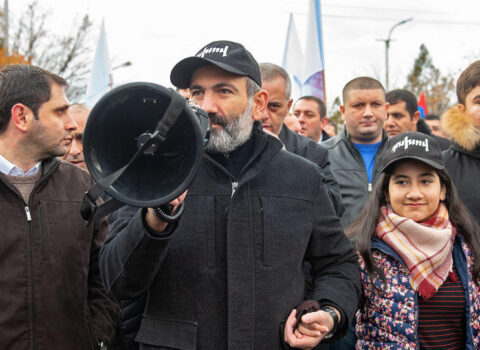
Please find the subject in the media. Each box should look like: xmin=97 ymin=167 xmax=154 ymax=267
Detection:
xmin=418 ymin=91 xmax=428 ymax=118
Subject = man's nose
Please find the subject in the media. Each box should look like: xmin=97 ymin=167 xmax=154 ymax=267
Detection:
xmin=385 ymin=115 xmax=394 ymax=126
xmin=198 ymin=91 xmax=219 ymax=115
xmin=64 ymin=112 xmax=78 ymax=131
xmin=363 ymin=105 xmax=374 ymax=118
xmin=70 ymin=138 xmax=81 ymax=156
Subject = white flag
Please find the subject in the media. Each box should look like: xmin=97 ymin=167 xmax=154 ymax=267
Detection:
xmin=85 ymin=19 xmax=113 ymax=108
xmin=282 ymin=13 xmax=304 ymax=102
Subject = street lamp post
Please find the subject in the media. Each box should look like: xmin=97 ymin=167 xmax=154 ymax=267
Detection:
xmin=379 ymin=18 xmax=413 ymax=90
xmin=112 ymin=61 xmax=132 ymax=71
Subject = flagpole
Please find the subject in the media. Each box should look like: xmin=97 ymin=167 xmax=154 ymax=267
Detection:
xmin=303 ymin=0 xmax=327 ymax=102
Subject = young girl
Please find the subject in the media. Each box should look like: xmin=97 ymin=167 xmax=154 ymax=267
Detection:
xmin=348 ymin=132 xmax=480 ymax=349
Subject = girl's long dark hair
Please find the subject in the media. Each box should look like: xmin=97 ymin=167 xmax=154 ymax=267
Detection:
xmin=346 ymin=163 xmax=480 ymax=285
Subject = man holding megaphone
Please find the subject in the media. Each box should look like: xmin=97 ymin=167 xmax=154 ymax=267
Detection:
xmin=100 ymin=40 xmax=360 ymax=350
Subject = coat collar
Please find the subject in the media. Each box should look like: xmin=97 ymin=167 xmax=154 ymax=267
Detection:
xmin=204 ymin=122 xmax=283 ymax=182
xmin=442 ymin=106 xmax=480 ymax=151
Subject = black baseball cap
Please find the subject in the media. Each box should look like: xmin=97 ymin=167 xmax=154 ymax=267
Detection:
xmin=170 ymin=40 xmax=262 ymax=89
xmin=380 ymin=132 xmax=445 ymax=173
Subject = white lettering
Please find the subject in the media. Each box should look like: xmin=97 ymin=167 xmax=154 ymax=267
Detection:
xmin=196 ymin=45 xmax=230 ymax=58
xmin=391 ymin=136 xmax=430 ymax=154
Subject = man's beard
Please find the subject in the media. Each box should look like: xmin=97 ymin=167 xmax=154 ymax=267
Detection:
xmin=205 ymin=98 xmax=254 ymax=154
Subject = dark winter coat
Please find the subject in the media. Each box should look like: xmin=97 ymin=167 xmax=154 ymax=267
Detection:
xmin=442 ymin=107 xmax=480 ymax=226
xmin=100 ymin=127 xmax=361 ymax=349
xmin=0 ymin=158 xmax=119 ymax=350
xmin=321 ymin=128 xmax=388 ymax=228
xmin=279 ymin=124 xmax=344 ymax=217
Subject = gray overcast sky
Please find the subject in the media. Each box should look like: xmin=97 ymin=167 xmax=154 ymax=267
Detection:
xmin=10 ymin=0 xmax=480 ymax=110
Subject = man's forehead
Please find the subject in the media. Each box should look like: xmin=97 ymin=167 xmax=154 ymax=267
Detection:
xmin=190 ymin=65 xmax=247 ymax=86
xmin=263 ymin=79 xmax=287 ymax=100
xmin=263 ymin=76 xmax=286 ymax=92
xmin=389 ymin=100 xmax=408 ymax=111
xmin=294 ymin=99 xmax=318 ymax=111
xmin=44 ymin=83 xmax=69 ymax=106
xmin=346 ymin=88 xmax=385 ymax=102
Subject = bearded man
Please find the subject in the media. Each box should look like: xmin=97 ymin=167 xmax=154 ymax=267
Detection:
xmin=100 ymin=41 xmax=360 ymax=350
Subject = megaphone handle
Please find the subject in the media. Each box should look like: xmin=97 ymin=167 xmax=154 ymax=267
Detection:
xmin=153 ymin=202 xmax=185 ymax=223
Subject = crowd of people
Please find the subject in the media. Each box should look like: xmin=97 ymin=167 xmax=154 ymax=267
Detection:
xmin=0 ymin=39 xmax=479 ymax=350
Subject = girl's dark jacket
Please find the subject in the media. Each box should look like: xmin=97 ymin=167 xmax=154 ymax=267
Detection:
xmin=100 ymin=127 xmax=361 ymax=349
xmin=0 ymin=158 xmax=119 ymax=349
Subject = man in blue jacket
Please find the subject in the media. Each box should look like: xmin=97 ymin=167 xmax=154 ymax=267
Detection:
xmin=100 ymin=40 xmax=360 ymax=349
xmin=322 ymin=77 xmax=389 ymax=228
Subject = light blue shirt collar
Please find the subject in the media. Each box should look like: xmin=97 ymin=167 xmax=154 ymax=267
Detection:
xmin=0 ymin=154 xmax=41 ymax=176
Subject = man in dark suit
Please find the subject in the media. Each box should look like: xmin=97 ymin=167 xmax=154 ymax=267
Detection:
xmin=259 ymin=62 xmax=343 ymax=216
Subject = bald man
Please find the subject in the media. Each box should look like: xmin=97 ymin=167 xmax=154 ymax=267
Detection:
xmin=62 ymin=103 xmax=90 ymax=169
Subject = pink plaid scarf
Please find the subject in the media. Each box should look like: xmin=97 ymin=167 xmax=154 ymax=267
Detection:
xmin=375 ymin=203 xmax=456 ymax=300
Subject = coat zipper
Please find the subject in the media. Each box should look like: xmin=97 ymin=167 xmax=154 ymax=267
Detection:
xmin=344 ymin=132 xmax=386 ymax=192
xmin=25 ymin=204 xmax=37 ymax=349
xmin=25 ymin=206 xmax=32 ymax=221
xmin=26 ymin=164 xmax=57 ymax=350
xmin=231 ymin=181 xmax=238 ymax=197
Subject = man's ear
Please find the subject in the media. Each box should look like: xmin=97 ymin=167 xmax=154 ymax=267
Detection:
xmin=412 ymin=111 xmax=421 ymax=126
xmin=252 ymin=89 xmax=269 ymax=122
xmin=321 ymin=116 xmax=329 ymax=128
xmin=287 ymin=98 xmax=293 ymax=113
xmin=457 ymin=103 xmax=466 ymax=113
xmin=340 ymin=105 xmax=346 ymax=121
xmin=10 ymin=103 xmax=31 ymax=132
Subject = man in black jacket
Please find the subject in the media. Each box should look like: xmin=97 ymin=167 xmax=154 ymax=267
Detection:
xmin=100 ymin=40 xmax=360 ymax=349
xmin=259 ymin=62 xmax=344 ymax=217
xmin=442 ymin=60 xmax=480 ymax=226
xmin=385 ymin=89 xmax=450 ymax=150
xmin=293 ymin=96 xmax=330 ymax=143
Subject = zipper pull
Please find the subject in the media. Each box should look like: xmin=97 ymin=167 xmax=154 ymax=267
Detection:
xmin=25 ymin=206 xmax=32 ymax=221
xmin=231 ymin=181 xmax=238 ymax=197
xmin=368 ymin=183 xmax=372 ymax=193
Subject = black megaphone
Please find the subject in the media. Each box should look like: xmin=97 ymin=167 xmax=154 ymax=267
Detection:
xmin=80 ymin=82 xmax=210 ymax=225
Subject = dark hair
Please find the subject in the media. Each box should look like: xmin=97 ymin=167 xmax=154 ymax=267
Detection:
xmin=456 ymin=60 xmax=480 ymax=105
xmin=424 ymin=114 xmax=440 ymax=121
xmin=386 ymin=89 xmax=418 ymax=118
xmin=295 ymin=95 xmax=327 ymax=118
xmin=0 ymin=64 xmax=67 ymax=134
xmin=342 ymin=77 xmax=385 ymax=104
xmin=346 ymin=160 xmax=480 ymax=286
